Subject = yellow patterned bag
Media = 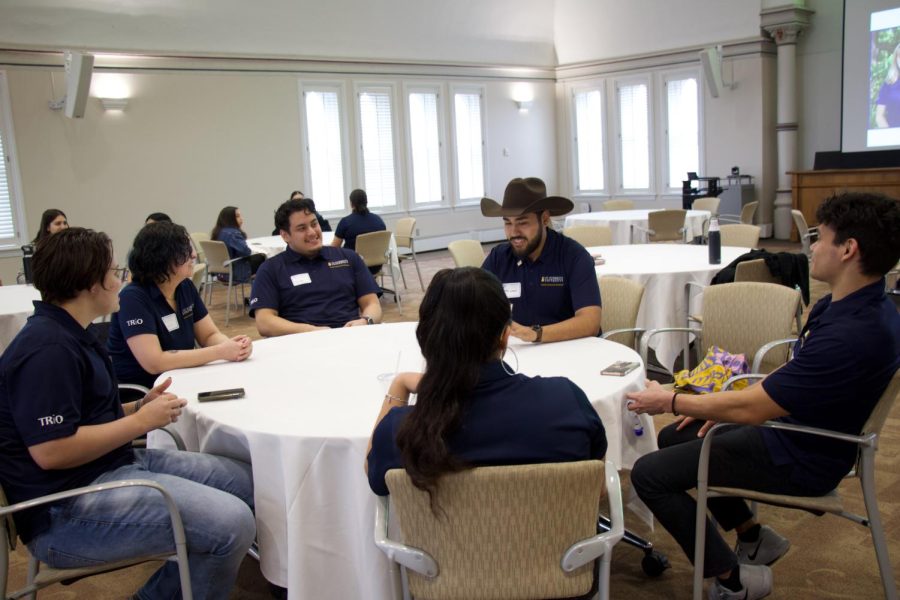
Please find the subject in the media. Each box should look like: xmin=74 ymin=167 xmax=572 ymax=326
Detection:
xmin=674 ymin=346 xmax=750 ymax=393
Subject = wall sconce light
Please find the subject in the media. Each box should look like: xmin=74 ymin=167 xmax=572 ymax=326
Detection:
xmin=511 ymin=83 xmax=534 ymax=113
xmin=99 ymin=97 xmax=128 ymax=111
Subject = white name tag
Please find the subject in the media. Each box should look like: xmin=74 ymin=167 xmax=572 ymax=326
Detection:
xmin=291 ymin=273 xmax=312 ymax=286
xmin=503 ymin=282 xmax=522 ymax=298
xmin=161 ymin=313 xmax=180 ymax=332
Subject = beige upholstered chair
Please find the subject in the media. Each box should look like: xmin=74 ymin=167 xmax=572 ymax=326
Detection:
xmin=791 ymin=209 xmax=818 ymax=258
xmin=448 ymin=239 xmax=485 ymax=268
xmin=692 ymin=368 xmax=900 ymax=600
xmin=563 ymin=225 xmax=613 ymax=248
xmin=356 ymin=230 xmax=400 ymax=312
xmin=599 ymin=276 xmax=645 ymax=350
xmin=719 ymin=223 xmax=761 ymax=248
xmin=733 ymin=258 xmax=777 ymax=284
xmin=394 ymin=217 xmax=424 ymax=291
xmin=190 ymin=232 xmax=210 ymax=264
xmin=691 ymin=196 xmax=720 ymax=216
xmin=375 ymin=460 xmax=624 ymax=600
xmin=642 ymin=282 xmax=801 ymax=375
xmin=603 ymin=199 xmax=634 ymax=211
xmin=719 ymin=201 xmax=758 ymax=226
xmin=632 ymin=209 xmax=686 ymax=243
xmin=1 ymin=480 xmax=193 ymax=600
xmin=199 ymin=239 xmax=259 ymax=326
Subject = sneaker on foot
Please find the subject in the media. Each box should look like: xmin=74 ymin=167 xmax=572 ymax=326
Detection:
xmin=708 ymin=564 xmax=773 ymax=600
xmin=735 ymin=525 xmax=790 ymax=566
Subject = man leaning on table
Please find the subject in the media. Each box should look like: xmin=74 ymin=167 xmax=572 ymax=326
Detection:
xmin=626 ymin=192 xmax=900 ymax=600
xmin=250 ymin=198 xmax=382 ymax=336
xmin=481 ymin=177 xmax=602 ymax=343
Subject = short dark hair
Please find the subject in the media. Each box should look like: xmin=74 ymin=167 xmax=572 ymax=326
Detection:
xmin=145 ymin=212 xmax=172 ymax=224
xmin=129 ymin=221 xmax=194 ymax=286
xmin=32 ymin=227 xmax=112 ymax=304
xmin=349 ymin=189 xmax=369 ymax=215
xmin=274 ymin=198 xmax=317 ymax=232
xmin=815 ymin=192 xmax=900 ymax=276
xmin=289 ymin=190 xmax=305 ymax=200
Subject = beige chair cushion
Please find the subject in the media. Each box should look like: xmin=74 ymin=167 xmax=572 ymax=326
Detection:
xmin=599 ymin=276 xmax=644 ymax=349
xmin=563 ymin=225 xmax=613 ymax=247
xmin=719 ymin=224 xmax=760 ymax=248
xmin=448 ymin=240 xmax=485 ymax=269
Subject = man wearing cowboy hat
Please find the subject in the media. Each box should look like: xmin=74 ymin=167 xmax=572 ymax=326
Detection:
xmin=481 ymin=177 xmax=601 ymax=343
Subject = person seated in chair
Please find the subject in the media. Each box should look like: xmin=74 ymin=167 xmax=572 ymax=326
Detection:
xmin=108 ymin=221 xmax=252 ymax=388
xmin=481 ymin=177 xmax=602 ymax=344
xmin=0 ymin=227 xmax=256 ymax=600
xmin=366 ymin=267 xmax=607 ymax=496
xmin=250 ymin=198 xmax=381 ymax=336
xmin=626 ymin=192 xmax=900 ymax=600
xmin=332 ymin=188 xmax=386 ymax=252
xmin=288 ymin=190 xmax=331 ymax=232
xmin=32 ymin=208 xmax=68 ymax=245
xmin=211 ymin=205 xmax=265 ymax=282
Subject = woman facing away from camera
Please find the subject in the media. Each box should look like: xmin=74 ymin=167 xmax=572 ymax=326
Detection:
xmin=107 ymin=221 xmax=252 ymax=388
xmin=366 ymin=267 xmax=607 ymax=497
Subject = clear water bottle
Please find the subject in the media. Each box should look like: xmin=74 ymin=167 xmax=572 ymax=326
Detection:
xmin=708 ymin=217 xmax=721 ymax=265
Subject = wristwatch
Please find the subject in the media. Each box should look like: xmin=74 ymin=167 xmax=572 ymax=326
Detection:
xmin=364 ymin=316 xmax=375 ymax=325
xmin=531 ymin=324 xmax=543 ymax=343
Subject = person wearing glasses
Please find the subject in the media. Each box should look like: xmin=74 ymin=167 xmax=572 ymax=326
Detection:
xmin=0 ymin=228 xmax=256 ymax=600
xmin=108 ymin=221 xmax=252 ymax=388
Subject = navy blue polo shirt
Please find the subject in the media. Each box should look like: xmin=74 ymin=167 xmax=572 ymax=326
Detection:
xmin=108 ymin=280 xmax=209 ymax=388
xmin=249 ymin=245 xmax=379 ymax=328
xmin=761 ymin=279 xmax=900 ymax=492
xmin=367 ymin=361 xmax=607 ymax=495
xmin=334 ymin=212 xmax=386 ymax=251
xmin=481 ymin=228 xmax=601 ymax=327
xmin=0 ymin=302 xmax=132 ymax=543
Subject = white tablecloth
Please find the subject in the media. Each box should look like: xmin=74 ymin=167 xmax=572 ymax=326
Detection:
xmin=0 ymin=285 xmax=42 ymax=354
xmin=150 ymin=322 xmax=654 ymax=598
xmin=592 ymin=244 xmax=749 ymax=371
xmin=564 ymin=209 xmax=711 ymax=245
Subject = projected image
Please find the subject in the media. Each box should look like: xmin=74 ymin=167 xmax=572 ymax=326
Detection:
xmin=868 ymin=7 xmax=900 ymax=147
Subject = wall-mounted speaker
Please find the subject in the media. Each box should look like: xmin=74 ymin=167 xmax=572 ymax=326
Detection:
xmin=64 ymin=51 xmax=94 ymax=119
xmin=699 ymin=47 xmax=723 ymax=99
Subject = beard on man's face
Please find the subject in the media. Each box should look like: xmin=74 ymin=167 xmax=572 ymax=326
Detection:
xmin=509 ymin=220 xmax=545 ymax=258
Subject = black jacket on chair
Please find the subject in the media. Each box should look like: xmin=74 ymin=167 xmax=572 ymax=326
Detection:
xmin=711 ymin=249 xmax=810 ymax=305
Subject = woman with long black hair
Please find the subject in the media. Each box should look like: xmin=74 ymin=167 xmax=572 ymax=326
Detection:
xmin=211 ymin=206 xmax=265 ymax=281
xmin=366 ymin=267 xmax=606 ymax=498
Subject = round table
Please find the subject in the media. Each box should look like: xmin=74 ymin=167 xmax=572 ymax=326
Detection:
xmin=150 ymin=322 xmax=653 ymax=599
xmin=247 ymin=232 xmax=335 ymax=257
xmin=591 ymin=244 xmax=750 ymax=371
xmin=564 ymin=209 xmax=710 ymax=245
xmin=0 ymin=285 xmax=42 ymax=354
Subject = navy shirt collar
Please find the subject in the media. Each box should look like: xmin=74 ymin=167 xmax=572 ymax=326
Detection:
xmin=33 ymin=301 xmax=95 ymax=343
xmin=503 ymin=227 xmax=561 ymax=267
xmin=478 ymin=360 xmax=515 ymax=384
xmin=822 ymin=278 xmax=886 ymax=317
xmin=283 ymin=245 xmax=326 ymax=264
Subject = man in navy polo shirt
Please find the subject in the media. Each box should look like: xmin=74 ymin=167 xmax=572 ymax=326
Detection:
xmin=0 ymin=228 xmax=256 ymax=600
xmin=481 ymin=177 xmax=601 ymax=344
xmin=251 ymin=198 xmax=382 ymax=336
xmin=626 ymin=192 xmax=900 ymax=600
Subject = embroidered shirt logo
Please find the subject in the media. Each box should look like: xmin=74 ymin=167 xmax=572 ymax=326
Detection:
xmin=38 ymin=415 xmax=64 ymax=426
xmin=540 ymin=275 xmax=565 ymax=286
xmin=328 ymin=259 xmax=350 ymax=269
xmin=181 ymin=304 xmax=194 ymax=318
xmin=125 ymin=318 xmax=143 ymax=326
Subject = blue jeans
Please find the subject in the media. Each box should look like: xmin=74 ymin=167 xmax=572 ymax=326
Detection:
xmin=28 ymin=449 xmax=256 ymax=600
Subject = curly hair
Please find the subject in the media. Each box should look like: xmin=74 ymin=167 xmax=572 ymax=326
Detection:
xmin=129 ymin=221 xmax=194 ymax=286
xmin=274 ymin=198 xmax=317 ymax=232
xmin=815 ymin=191 xmax=900 ymax=276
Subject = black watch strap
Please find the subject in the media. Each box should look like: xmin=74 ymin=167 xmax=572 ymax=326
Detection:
xmin=531 ymin=324 xmax=543 ymax=343
xmin=364 ymin=316 xmax=375 ymax=325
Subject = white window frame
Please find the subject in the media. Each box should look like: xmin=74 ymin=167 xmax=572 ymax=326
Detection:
xmin=449 ymin=84 xmax=488 ymax=206
xmin=0 ymin=72 xmax=27 ymax=254
xmin=569 ymin=81 xmax=609 ymax=196
xmin=403 ymin=83 xmax=448 ymax=209
xmin=612 ymin=74 xmax=653 ymax=195
xmin=659 ymin=68 xmax=703 ymax=194
xmin=354 ymin=82 xmax=401 ymax=212
xmin=298 ymin=81 xmax=351 ymax=215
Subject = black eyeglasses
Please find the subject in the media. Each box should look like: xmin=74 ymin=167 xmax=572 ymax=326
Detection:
xmin=110 ymin=266 xmax=128 ymax=280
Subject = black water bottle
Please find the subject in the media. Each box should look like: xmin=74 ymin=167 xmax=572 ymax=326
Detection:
xmin=708 ymin=217 xmax=721 ymax=265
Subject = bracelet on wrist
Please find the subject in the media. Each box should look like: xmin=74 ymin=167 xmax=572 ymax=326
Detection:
xmin=671 ymin=392 xmax=680 ymax=416
xmin=384 ymin=393 xmax=404 ymax=404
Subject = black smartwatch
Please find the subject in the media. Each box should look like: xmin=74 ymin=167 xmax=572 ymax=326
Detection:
xmin=531 ymin=324 xmax=543 ymax=343
xmin=364 ymin=316 xmax=375 ymax=325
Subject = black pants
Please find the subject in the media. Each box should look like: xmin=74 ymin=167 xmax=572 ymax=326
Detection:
xmin=630 ymin=421 xmax=810 ymax=578
xmin=248 ymin=253 xmax=266 ymax=275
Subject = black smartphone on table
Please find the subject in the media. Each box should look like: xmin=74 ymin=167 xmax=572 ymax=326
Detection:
xmin=198 ymin=388 xmax=246 ymax=402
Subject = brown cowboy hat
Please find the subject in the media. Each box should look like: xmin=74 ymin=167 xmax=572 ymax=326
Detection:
xmin=480 ymin=177 xmax=573 ymax=217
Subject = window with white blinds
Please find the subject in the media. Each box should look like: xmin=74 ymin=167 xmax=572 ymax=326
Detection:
xmin=408 ymin=90 xmax=443 ymax=205
xmin=453 ymin=91 xmax=485 ymax=201
xmin=358 ymin=89 xmax=397 ymax=209
xmin=573 ymin=88 xmax=605 ymax=192
xmin=0 ymin=72 xmax=23 ymax=247
xmin=617 ymin=81 xmax=650 ymax=190
xmin=665 ymin=76 xmax=700 ymax=189
xmin=303 ymin=88 xmax=346 ymax=212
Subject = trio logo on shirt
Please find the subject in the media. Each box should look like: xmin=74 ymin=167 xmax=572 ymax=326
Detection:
xmin=38 ymin=414 xmax=64 ymax=426
xmin=125 ymin=318 xmax=144 ymax=327
xmin=181 ymin=304 xmax=194 ymax=320
xmin=328 ymin=259 xmax=350 ymax=269
xmin=540 ymin=275 xmax=565 ymax=287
